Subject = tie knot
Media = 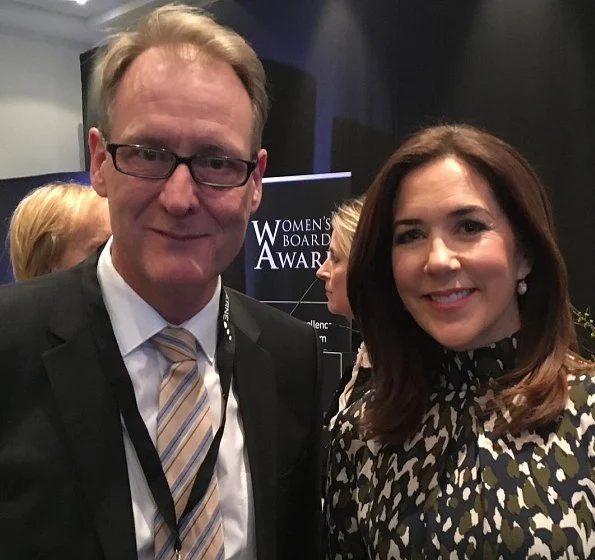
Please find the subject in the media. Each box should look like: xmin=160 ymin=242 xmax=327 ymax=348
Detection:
xmin=152 ymin=327 xmax=199 ymax=364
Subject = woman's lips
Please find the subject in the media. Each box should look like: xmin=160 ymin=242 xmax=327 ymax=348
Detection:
xmin=424 ymin=288 xmax=476 ymax=309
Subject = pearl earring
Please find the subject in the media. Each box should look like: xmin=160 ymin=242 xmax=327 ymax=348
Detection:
xmin=517 ymin=279 xmax=528 ymax=296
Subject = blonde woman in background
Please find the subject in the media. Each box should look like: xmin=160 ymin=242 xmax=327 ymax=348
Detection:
xmin=317 ymin=195 xmax=372 ymax=430
xmin=8 ymin=182 xmax=111 ymax=280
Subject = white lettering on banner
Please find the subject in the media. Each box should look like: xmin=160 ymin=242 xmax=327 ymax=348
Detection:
xmin=255 ymin=250 xmax=325 ymax=270
xmin=251 ymin=217 xmax=331 ymax=271
xmin=307 ymin=320 xmax=331 ymax=330
xmin=254 ymin=243 xmax=278 ymax=269
xmin=282 ymin=233 xmax=330 ymax=247
xmin=280 ymin=218 xmax=326 ymax=232
xmin=252 ymin=219 xmax=281 ymax=245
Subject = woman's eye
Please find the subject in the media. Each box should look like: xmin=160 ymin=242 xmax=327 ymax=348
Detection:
xmin=394 ymin=229 xmax=424 ymax=245
xmin=458 ymin=219 xmax=487 ymax=234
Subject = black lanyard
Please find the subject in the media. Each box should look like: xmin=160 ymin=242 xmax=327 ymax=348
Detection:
xmin=94 ymin=287 xmax=235 ymax=556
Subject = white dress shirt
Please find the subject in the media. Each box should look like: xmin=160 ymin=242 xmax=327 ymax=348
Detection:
xmin=97 ymin=238 xmax=256 ymax=559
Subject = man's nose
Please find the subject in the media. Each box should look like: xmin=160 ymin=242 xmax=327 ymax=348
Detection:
xmin=160 ymin=162 xmax=200 ymax=216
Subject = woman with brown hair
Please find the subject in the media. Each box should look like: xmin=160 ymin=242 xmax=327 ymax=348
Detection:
xmin=324 ymin=123 xmax=595 ymax=558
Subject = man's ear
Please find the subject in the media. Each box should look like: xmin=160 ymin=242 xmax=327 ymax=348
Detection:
xmin=250 ymin=148 xmax=267 ymax=213
xmin=89 ymin=127 xmax=108 ymax=197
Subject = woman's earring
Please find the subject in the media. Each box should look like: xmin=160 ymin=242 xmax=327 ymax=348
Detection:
xmin=517 ymin=279 xmax=528 ymax=296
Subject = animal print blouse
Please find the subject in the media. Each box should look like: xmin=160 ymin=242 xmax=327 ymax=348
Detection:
xmin=324 ymin=336 xmax=595 ymax=559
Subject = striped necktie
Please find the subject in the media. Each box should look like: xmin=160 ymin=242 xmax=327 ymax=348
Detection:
xmin=152 ymin=327 xmax=225 ymax=560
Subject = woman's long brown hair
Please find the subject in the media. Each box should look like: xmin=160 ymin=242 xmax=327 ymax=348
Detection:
xmin=348 ymin=124 xmax=591 ymax=443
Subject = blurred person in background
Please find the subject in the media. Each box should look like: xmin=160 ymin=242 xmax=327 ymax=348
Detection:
xmin=8 ymin=182 xmax=111 ymax=280
xmin=317 ymin=195 xmax=371 ymax=430
xmin=324 ymin=123 xmax=595 ymax=558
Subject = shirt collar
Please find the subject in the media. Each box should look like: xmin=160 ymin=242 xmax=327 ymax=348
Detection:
xmin=97 ymin=237 xmax=221 ymax=364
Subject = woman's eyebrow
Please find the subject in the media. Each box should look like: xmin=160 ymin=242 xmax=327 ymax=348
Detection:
xmin=393 ymin=205 xmax=489 ymax=228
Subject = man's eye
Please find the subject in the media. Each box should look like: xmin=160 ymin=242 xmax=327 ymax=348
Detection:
xmin=128 ymin=148 xmax=157 ymax=161
xmin=139 ymin=149 xmax=158 ymax=161
xmin=205 ymin=157 xmax=228 ymax=170
xmin=129 ymin=147 xmax=169 ymax=162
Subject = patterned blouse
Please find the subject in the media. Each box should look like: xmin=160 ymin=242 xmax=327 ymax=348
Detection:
xmin=324 ymin=343 xmax=373 ymax=430
xmin=324 ymin=336 xmax=595 ymax=559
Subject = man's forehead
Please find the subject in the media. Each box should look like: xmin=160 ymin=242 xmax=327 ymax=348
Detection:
xmin=125 ymin=44 xmax=223 ymax=79
xmin=123 ymin=48 xmax=190 ymax=89
xmin=114 ymin=46 xmax=247 ymax=114
xmin=106 ymin=44 xmax=255 ymax=154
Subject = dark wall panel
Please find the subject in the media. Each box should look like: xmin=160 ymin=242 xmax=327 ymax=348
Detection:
xmin=261 ymin=60 xmax=316 ymax=176
xmin=80 ymin=47 xmax=99 ymax=171
xmin=330 ymin=118 xmax=394 ymax=196
xmin=394 ymin=0 xmax=595 ymax=310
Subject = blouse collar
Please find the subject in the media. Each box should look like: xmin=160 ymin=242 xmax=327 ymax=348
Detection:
xmin=440 ymin=334 xmax=518 ymax=386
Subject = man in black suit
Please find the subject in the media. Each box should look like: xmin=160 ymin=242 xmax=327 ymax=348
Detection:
xmin=0 ymin=4 xmax=321 ymax=560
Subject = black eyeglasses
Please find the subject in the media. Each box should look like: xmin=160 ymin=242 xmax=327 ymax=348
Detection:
xmin=106 ymin=143 xmax=258 ymax=188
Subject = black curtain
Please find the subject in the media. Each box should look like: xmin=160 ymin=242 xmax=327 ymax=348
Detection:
xmin=393 ymin=0 xmax=595 ymax=311
xmin=80 ymin=47 xmax=100 ymax=171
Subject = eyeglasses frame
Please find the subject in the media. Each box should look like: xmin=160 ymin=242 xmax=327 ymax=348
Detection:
xmin=105 ymin=142 xmax=258 ymax=188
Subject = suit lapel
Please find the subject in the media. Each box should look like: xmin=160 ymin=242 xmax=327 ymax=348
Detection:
xmin=44 ymin=272 xmax=281 ymax=559
xmin=229 ymin=292 xmax=277 ymax=560
xmin=43 ymin=257 xmax=136 ymax=560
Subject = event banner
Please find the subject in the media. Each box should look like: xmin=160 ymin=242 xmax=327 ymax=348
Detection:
xmin=244 ymin=172 xmax=353 ymax=352
xmin=0 ymin=171 xmax=90 ymax=284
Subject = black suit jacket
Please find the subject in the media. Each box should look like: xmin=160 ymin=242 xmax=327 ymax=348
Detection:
xmin=0 ymin=253 xmax=322 ymax=560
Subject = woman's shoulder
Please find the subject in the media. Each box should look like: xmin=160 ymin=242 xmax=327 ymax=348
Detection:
xmin=561 ymin=369 xmax=595 ymax=443
xmin=332 ymin=392 xmax=368 ymax=430
xmin=356 ymin=342 xmax=372 ymax=369
xmin=567 ymin=368 xmax=595 ymax=411
xmin=329 ymin=391 xmax=379 ymax=454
